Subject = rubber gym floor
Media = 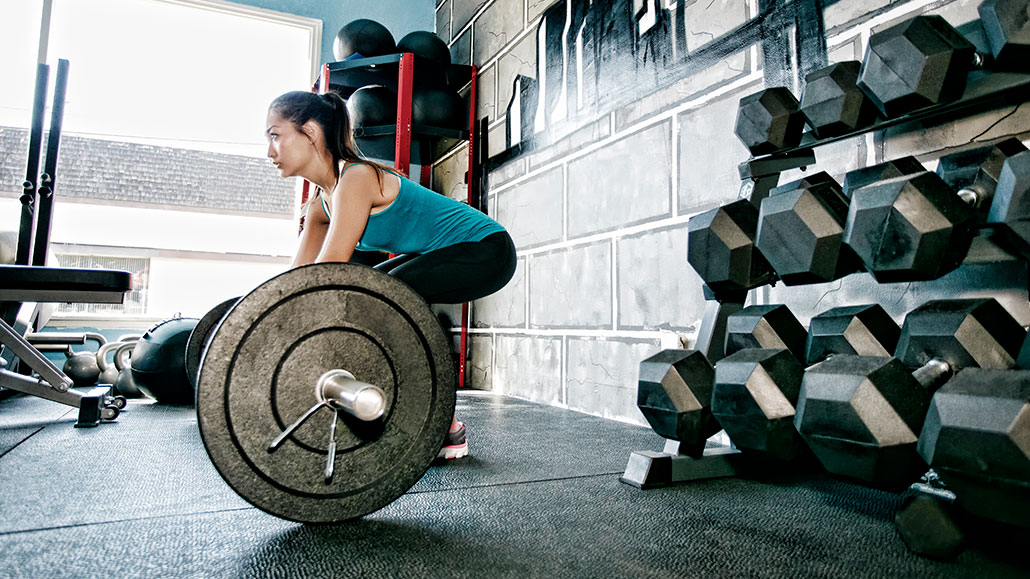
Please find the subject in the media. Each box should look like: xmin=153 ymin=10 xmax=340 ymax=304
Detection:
xmin=0 ymin=389 xmax=1026 ymax=578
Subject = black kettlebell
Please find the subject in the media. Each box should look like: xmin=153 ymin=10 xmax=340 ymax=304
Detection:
xmin=113 ymin=342 xmax=144 ymax=399
xmin=63 ymin=348 xmax=101 ymax=386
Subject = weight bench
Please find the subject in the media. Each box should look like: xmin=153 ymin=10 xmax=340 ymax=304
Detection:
xmin=0 ymin=264 xmax=132 ymax=427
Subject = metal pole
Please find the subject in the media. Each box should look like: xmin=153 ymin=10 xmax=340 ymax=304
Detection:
xmin=33 ymin=58 xmax=69 ymax=266
xmin=16 ymin=64 xmax=50 ymax=266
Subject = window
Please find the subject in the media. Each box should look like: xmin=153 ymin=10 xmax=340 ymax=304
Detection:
xmin=55 ymin=254 xmax=150 ymax=314
xmin=0 ymin=0 xmax=45 ymax=130
xmin=1 ymin=0 xmax=320 ymax=318
xmin=45 ymin=0 xmax=320 ymax=156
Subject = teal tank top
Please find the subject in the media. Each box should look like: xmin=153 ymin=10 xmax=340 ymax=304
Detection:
xmin=320 ymin=162 xmax=505 ymax=254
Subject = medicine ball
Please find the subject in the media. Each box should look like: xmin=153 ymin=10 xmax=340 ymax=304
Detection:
xmin=412 ymin=88 xmax=465 ymax=130
xmin=130 ymin=316 xmax=199 ymax=406
xmin=396 ymin=30 xmax=451 ymax=64
xmin=334 ymin=19 xmax=396 ymax=61
xmin=347 ymin=85 xmax=397 ymax=128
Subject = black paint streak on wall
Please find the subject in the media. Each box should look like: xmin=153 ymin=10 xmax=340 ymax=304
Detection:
xmin=541 ymin=5 xmax=567 ymax=130
xmin=759 ymin=0 xmax=794 ymax=89
xmin=501 ymin=0 xmax=835 ymax=159
xmin=795 ymin=0 xmax=830 ymax=81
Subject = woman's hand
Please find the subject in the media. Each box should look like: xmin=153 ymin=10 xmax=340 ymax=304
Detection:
xmin=290 ymin=199 xmax=329 ymax=268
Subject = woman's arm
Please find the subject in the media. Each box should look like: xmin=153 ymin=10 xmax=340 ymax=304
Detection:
xmin=290 ymin=197 xmax=329 ymax=268
xmin=314 ymin=164 xmax=378 ymax=263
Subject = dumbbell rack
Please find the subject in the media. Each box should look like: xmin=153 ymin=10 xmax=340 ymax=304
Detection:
xmin=623 ymin=68 xmax=1030 ymax=490
xmin=738 ymin=70 xmax=1030 ymax=206
xmin=306 ymin=53 xmax=483 ymax=389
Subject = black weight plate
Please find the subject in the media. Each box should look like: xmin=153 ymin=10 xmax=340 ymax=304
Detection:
xmin=185 ymin=296 xmax=239 ymax=389
xmin=197 ymin=263 xmax=456 ymax=523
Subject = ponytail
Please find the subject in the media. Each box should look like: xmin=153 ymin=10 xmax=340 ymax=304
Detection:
xmin=268 ymin=90 xmax=390 ymax=194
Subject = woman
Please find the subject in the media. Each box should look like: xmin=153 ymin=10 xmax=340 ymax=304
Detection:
xmin=266 ymin=90 xmax=516 ymax=459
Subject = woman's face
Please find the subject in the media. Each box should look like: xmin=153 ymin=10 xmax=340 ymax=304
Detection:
xmin=266 ymin=110 xmax=316 ymax=179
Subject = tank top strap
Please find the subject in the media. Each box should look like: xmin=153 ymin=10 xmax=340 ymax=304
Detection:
xmin=319 ymin=192 xmax=332 ymax=220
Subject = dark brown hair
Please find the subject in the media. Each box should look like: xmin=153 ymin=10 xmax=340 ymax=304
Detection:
xmin=268 ymin=90 xmax=391 ymax=198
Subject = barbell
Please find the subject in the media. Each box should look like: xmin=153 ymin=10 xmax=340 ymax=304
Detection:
xmin=195 ymin=262 xmax=456 ymax=523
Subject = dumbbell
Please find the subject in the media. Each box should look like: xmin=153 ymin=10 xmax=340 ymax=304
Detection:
xmin=858 ymin=6 xmax=1030 ymax=118
xmin=754 ymin=156 xmax=959 ymax=286
xmin=843 ymin=139 xmax=1028 ymax=282
xmin=754 ymin=172 xmax=864 ymax=285
xmin=734 ymin=87 xmax=806 ymax=155
xmin=794 ymin=297 xmax=1026 ymax=492
xmin=637 ymin=304 xmax=808 ymax=459
xmin=799 ymin=60 xmax=880 ymax=139
xmin=978 ymin=0 xmax=1030 ymax=71
xmin=985 ymin=147 xmax=1030 ymax=259
xmin=936 ymin=137 xmax=1029 ymax=226
xmin=895 ymin=316 xmax=1030 ymax=560
xmin=893 ymin=365 xmax=1030 ymax=560
xmin=856 ymin=15 xmax=981 ymax=118
xmin=712 ymin=303 xmax=899 ymax=461
xmin=917 ymin=367 xmax=1030 ymax=528
xmin=636 ymin=349 xmax=719 ymax=459
xmin=687 ymin=200 xmax=777 ymax=297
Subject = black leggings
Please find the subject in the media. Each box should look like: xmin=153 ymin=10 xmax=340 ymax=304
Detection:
xmin=373 ymin=231 xmax=517 ymax=304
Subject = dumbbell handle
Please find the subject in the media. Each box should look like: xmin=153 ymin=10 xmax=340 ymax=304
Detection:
xmin=912 ymin=357 xmax=953 ymax=392
xmin=955 ymin=187 xmax=984 ymax=209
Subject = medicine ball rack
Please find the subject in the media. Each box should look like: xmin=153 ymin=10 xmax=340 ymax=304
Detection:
xmin=305 ymin=52 xmax=483 ymax=389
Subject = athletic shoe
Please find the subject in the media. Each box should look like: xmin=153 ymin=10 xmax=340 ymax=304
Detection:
xmin=438 ymin=422 xmax=469 ymax=459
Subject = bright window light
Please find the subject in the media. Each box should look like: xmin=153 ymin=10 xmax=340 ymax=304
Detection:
xmin=22 ymin=0 xmax=320 ymax=156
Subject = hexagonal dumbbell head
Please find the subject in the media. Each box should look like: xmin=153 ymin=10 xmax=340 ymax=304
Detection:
xmin=769 ymin=171 xmax=841 ymax=197
xmin=800 ymin=60 xmax=880 ymax=138
xmin=857 ymin=15 xmax=976 ymax=118
xmin=687 ymin=200 xmax=776 ymax=296
xmin=805 ymin=304 xmax=901 ymax=366
xmin=987 ymin=148 xmax=1030 ymax=259
xmin=895 ymin=298 xmax=1025 ymax=372
xmin=756 ymin=174 xmax=861 ymax=285
xmin=712 ymin=348 xmax=805 ymax=460
xmin=795 ymin=355 xmax=932 ymax=490
xmin=725 ymin=304 xmax=807 ymax=362
xmin=1018 ymin=330 xmax=1030 ymax=369
xmin=979 ymin=0 xmax=1030 ymax=70
xmin=637 ymin=349 xmax=720 ymax=458
xmin=917 ymin=368 xmax=1030 ymax=527
xmin=842 ymin=156 xmax=926 ymax=198
xmin=936 ymin=137 xmax=1028 ymax=225
xmin=734 ymin=87 xmax=806 ymax=155
xmin=843 ymin=171 xmax=976 ymax=282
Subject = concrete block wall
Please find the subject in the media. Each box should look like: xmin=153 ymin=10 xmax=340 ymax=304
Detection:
xmin=433 ymin=0 xmax=1030 ymax=426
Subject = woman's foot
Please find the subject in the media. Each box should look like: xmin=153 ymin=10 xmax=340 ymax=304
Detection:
xmin=438 ymin=421 xmax=469 ymax=459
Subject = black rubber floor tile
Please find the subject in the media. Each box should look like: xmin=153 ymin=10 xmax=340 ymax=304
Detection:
xmin=0 ymin=475 xmax=1024 ymax=579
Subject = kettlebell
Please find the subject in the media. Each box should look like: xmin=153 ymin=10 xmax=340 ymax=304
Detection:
xmin=113 ymin=342 xmax=144 ymax=399
xmin=96 ymin=341 xmax=125 ymax=385
xmin=60 ymin=332 xmax=107 ymax=387
xmin=63 ymin=348 xmax=101 ymax=386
